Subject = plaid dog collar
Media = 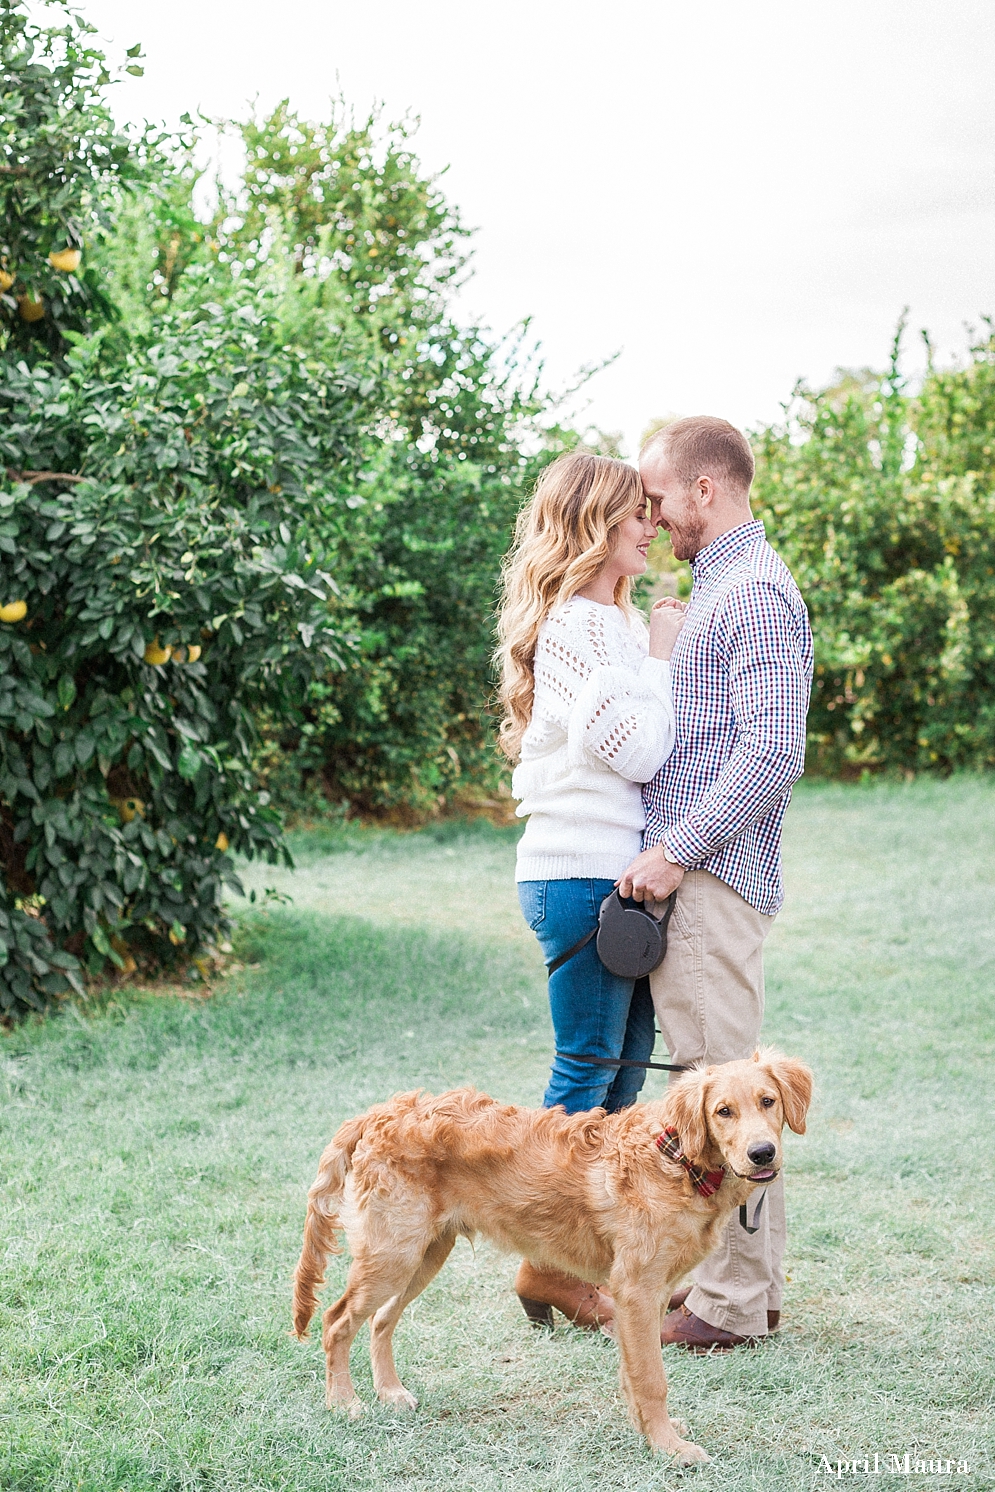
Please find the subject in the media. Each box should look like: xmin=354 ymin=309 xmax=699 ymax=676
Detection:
xmin=656 ymin=1126 xmax=725 ymax=1197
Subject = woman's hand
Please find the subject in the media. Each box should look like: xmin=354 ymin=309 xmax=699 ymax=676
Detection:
xmin=648 ymin=596 xmax=686 ymax=660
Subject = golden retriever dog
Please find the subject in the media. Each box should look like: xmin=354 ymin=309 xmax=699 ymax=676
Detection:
xmin=292 ymin=1048 xmax=812 ymax=1465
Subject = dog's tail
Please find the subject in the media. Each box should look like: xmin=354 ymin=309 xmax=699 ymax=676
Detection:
xmin=292 ymin=1114 xmax=366 ymax=1339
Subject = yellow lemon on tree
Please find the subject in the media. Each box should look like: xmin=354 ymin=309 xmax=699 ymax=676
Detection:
xmin=185 ymin=644 xmax=202 ymax=663
xmin=0 ymin=600 xmax=27 ymax=623
xmin=143 ymin=638 xmax=172 ymax=665
xmin=215 ymin=831 xmax=229 ymax=852
xmin=48 ymin=248 xmax=82 ymax=273
xmin=119 ymin=797 xmax=145 ymax=823
xmin=0 ymin=269 xmax=14 ymax=292
xmin=18 ymin=294 xmax=44 ymax=322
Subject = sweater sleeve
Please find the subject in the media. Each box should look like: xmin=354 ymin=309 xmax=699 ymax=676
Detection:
xmin=532 ymin=604 xmax=677 ymax=783
xmin=569 ymin=656 xmax=677 ymax=782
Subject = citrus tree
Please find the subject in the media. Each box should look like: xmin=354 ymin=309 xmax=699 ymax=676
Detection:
xmin=0 ymin=0 xmax=382 ymax=1013
xmin=0 ymin=306 xmax=376 ymax=1011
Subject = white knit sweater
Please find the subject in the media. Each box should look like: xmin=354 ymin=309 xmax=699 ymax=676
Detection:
xmin=513 ymin=596 xmax=676 ymax=882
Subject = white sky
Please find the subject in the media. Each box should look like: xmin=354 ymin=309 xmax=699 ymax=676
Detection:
xmin=81 ymin=0 xmax=995 ymax=457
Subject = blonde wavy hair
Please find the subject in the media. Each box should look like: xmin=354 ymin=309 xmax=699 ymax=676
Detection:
xmin=496 ymin=451 xmax=644 ymax=761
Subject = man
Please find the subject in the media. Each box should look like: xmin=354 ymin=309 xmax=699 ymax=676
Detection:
xmin=618 ymin=415 xmax=813 ymax=1351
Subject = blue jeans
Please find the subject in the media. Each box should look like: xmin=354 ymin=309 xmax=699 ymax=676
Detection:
xmin=518 ymin=878 xmax=656 ymax=1114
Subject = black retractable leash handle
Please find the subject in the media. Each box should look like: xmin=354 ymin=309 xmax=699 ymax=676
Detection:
xmin=548 ymin=889 xmax=675 ymax=980
xmin=549 ymin=889 xmax=687 ymax=1073
xmin=598 ymin=888 xmax=676 ymax=978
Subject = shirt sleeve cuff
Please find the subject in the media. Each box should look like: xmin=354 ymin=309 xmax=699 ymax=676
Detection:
xmin=658 ymin=820 xmax=712 ymax=865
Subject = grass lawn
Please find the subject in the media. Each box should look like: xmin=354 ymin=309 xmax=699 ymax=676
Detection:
xmin=1 ymin=779 xmax=993 ymax=1491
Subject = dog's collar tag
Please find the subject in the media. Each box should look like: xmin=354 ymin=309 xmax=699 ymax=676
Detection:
xmin=656 ymin=1127 xmax=725 ymax=1197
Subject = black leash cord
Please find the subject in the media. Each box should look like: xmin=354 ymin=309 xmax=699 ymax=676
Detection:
xmin=546 ymin=927 xmax=597 ymax=977
xmin=555 ymin=1051 xmax=689 ymax=1072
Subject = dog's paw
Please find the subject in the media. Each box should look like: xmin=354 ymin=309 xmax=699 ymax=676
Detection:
xmin=378 ymin=1386 xmax=418 ymax=1411
xmin=326 ymin=1393 xmax=367 ymax=1419
xmin=672 ymin=1439 xmax=710 ymax=1467
xmin=650 ymin=1427 xmax=710 ymax=1466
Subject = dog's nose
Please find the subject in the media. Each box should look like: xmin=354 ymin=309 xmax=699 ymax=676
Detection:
xmin=747 ymin=1142 xmax=776 ymax=1166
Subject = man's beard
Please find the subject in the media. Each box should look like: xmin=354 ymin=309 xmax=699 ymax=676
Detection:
xmin=666 ymin=497 xmax=706 ymax=561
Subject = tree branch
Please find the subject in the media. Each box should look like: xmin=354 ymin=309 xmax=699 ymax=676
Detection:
xmin=5 ymin=469 xmax=85 ymax=485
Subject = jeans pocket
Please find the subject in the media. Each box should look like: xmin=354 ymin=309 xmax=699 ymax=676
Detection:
xmin=518 ymin=880 xmax=547 ymax=932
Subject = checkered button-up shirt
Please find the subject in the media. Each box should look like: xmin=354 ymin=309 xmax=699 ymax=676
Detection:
xmin=642 ymin=520 xmax=813 ymax=915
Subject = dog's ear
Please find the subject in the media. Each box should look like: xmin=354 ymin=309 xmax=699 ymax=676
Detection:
xmin=760 ymin=1050 xmax=813 ymax=1135
xmin=665 ymin=1072 xmax=710 ymax=1166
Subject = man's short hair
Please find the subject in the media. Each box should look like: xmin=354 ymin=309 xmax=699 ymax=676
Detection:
xmin=641 ymin=416 xmax=755 ymax=494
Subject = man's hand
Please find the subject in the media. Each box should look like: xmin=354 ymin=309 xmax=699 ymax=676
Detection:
xmin=617 ymin=845 xmax=684 ymax=903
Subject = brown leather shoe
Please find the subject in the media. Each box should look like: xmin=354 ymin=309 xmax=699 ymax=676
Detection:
xmin=668 ymin=1290 xmax=780 ymax=1331
xmin=514 ymin=1261 xmax=613 ymax=1330
xmin=660 ymin=1304 xmax=765 ymax=1352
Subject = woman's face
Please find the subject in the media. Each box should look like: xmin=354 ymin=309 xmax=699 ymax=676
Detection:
xmin=607 ymin=501 xmax=659 ymax=580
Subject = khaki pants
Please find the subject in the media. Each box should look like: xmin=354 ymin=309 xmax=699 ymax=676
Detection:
xmin=648 ymin=870 xmax=783 ymax=1336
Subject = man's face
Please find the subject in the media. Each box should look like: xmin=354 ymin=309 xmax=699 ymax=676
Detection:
xmin=639 ymin=452 xmax=706 ymax=562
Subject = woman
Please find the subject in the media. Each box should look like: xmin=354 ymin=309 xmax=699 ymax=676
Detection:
xmin=496 ymin=450 xmax=685 ymax=1328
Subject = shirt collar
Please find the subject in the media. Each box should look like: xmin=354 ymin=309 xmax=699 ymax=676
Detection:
xmin=690 ymin=519 xmax=765 ymax=581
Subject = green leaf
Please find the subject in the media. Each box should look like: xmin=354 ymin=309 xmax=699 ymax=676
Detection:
xmin=146 ymin=738 xmax=172 ymax=770
xmin=48 ymin=950 xmax=81 ymax=971
xmin=177 ymin=744 xmax=203 ymax=780
xmin=54 ymin=742 xmax=75 ymax=778
xmin=57 ymin=676 xmax=77 ymax=710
